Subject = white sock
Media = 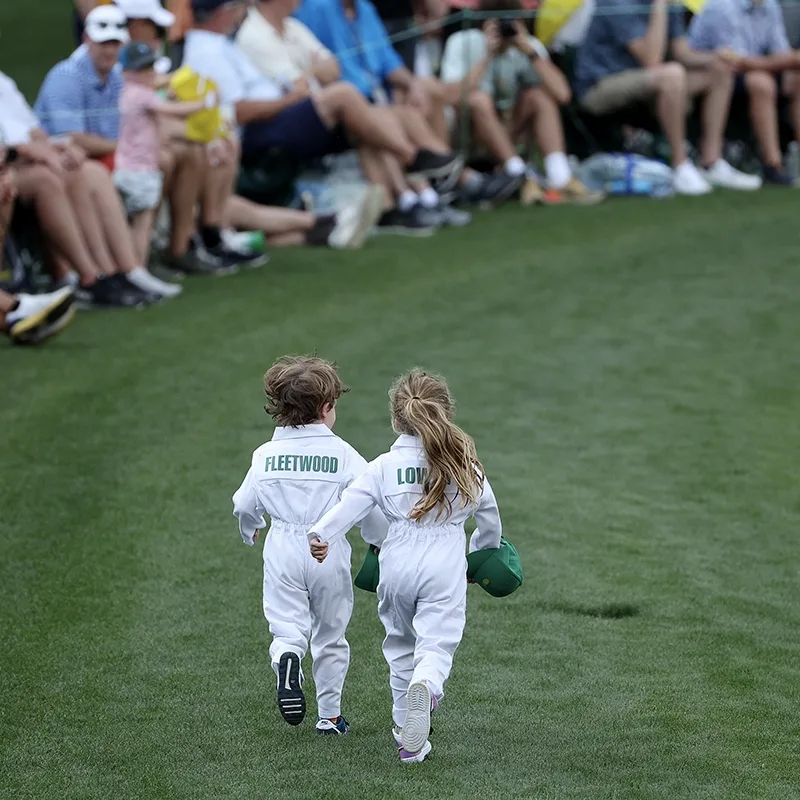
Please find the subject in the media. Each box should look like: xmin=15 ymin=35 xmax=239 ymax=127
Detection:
xmin=418 ymin=187 xmax=439 ymax=209
xmin=398 ymin=190 xmax=418 ymax=213
xmin=504 ymin=156 xmax=526 ymax=177
xmin=544 ymin=152 xmax=571 ymax=190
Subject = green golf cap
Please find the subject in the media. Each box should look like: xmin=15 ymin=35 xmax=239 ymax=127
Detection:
xmin=466 ymin=538 xmax=523 ymax=598
xmin=354 ymin=545 xmax=381 ymax=593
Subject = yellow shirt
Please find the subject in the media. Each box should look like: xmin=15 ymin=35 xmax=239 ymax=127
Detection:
xmin=168 ymin=66 xmax=225 ymax=144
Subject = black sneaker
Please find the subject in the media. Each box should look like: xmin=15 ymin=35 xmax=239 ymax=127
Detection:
xmin=427 ymin=204 xmax=472 ymax=228
xmin=111 ymin=274 xmax=160 ymax=306
xmin=376 ymin=206 xmax=438 ymax=237
xmin=163 ymin=240 xmax=240 ymax=276
xmin=763 ymin=165 xmax=797 ymax=186
xmin=479 ymin=172 xmax=524 ymax=207
xmin=315 ymin=716 xmax=351 ymax=735
xmin=277 ymin=652 xmax=306 ymax=726
xmin=204 ymin=243 xmax=269 ymax=269
xmin=408 ymin=150 xmax=464 ymax=193
xmin=85 ymin=276 xmax=147 ymax=308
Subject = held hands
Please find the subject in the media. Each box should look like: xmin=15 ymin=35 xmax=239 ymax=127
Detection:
xmin=310 ymin=537 xmax=329 ymax=563
xmin=715 ymin=47 xmax=741 ymax=71
xmin=54 ymin=141 xmax=87 ymax=171
xmin=18 ymin=141 xmax=64 ymax=175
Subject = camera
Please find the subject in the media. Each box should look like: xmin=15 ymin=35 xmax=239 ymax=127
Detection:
xmin=499 ymin=20 xmax=517 ymax=39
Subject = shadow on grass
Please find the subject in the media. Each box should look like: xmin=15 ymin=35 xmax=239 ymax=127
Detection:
xmin=540 ymin=601 xmax=642 ymax=620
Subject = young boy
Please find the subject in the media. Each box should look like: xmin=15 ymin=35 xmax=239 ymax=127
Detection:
xmin=232 ymin=356 xmax=387 ymax=734
xmin=115 ymin=40 xmax=216 ymax=270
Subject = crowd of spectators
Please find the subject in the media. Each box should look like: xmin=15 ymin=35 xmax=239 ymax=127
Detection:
xmin=1 ymin=0 xmax=798 ymax=345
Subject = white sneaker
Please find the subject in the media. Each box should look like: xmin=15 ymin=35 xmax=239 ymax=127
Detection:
xmin=221 ymin=229 xmax=265 ymax=257
xmin=127 ymin=266 xmax=183 ymax=298
xmin=703 ymin=159 xmax=762 ymax=191
xmin=673 ymin=161 xmax=713 ymax=196
xmin=401 ymin=681 xmax=431 ymax=755
xmin=6 ymin=286 xmax=76 ymax=345
xmin=327 ymin=185 xmax=385 ymax=250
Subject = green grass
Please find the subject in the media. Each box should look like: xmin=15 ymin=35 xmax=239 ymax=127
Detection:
xmin=3 ymin=193 xmax=800 ymax=799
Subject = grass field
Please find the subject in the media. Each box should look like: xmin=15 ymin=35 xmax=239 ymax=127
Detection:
xmin=3 ymin=191 xmax=800 ymax=799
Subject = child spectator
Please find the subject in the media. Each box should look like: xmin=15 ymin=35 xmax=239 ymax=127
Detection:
xmin=115 ymin=40 xmax=216 ymax=267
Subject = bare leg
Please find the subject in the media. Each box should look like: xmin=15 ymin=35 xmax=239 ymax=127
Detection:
xmin=514 ymin=87 xmax=566 ymax=156
xmin=469 ymin=91 xmax=517 ymax=162
xmin=687 ymin=64 xmax=733 ymax=166
xmin=388 ymin=106 xmax=449 ymax=153
xmin=313 ymin=84 xmax=416 ymax=164
xmin=744 ymin=71 xmax=782 ymax=167
xmin=358 ymin=146 xmax=398 ymax=209
xmin=15 ymin=165 xmax=100 ymax=285
xmin=129 ymin=209 xmax=156 ymax=266
xmin=78 ymin=160 xmax=140 ymax=272
xmin=784 ymin=70 xmax=800 ymax=147
xmin=651 ymin=62 xmax=689 ymax=167
xmin=201 ymin=139 xmax=239 ymax=228
xmin=0 ymin=190 xmax=13 ymax=258
xmin=417 ymin=77 xmax=449 ymax=142
xmin=266 ymin=231 xmax=307 ymax=247
xmin=168 ymin=141 xmax=204 ymax=256
xmin=224 ymin=195 xmax=315 ymax=234
xmin=63 ymin=165 xmax=118 ymax=275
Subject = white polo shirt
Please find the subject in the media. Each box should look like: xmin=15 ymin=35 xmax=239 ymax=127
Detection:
xmin=236 ymin=7 xmax=333 ymax=84
xmin=183 ymin=28 xmax=282 ymax=106
xmin=0 ymin=72 xmax=41 ymax=146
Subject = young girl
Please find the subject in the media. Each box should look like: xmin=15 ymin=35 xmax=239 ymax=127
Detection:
xmin=232 ymin=356 xmax=388 ymax=735
xmin=115 ymin=40 xmax=216 ymax=272
xmin=308 ymin=369 xmax=503 ymax=763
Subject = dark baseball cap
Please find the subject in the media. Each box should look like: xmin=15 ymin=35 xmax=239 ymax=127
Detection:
xmin=119 ymin=40 xmax=158 ymax=71
xmin=190 ymin=0 xmax=245 ymax=11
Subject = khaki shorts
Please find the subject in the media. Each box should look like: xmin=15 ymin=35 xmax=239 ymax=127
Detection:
xmin=580 ymin=70 xmax=656 ymax=116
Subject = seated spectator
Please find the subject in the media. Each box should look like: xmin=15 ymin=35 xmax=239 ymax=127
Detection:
xmin=235 ymin=0 xmax=464 ymax=231
xmin=441 ymin=1 xmax=604 ymax=204
xmin=294 ymin=0 xmax=451 ymax=143
xmin=116 ymin=41 xmax=214 ymax=273
xmin=0 ymin=286 xmax=76 ymax=346
xmin=0 ymin=70 xmax=159 ymax=307
xmin=574 ymin=0 xmax=761 ymax=194
xmin=184 ymin=0 xmax=464 ymax=229
xmin=688 ymin=0 xmax=800 ymax=186
xmin=38 ymin=6 xmax=241 ymax=275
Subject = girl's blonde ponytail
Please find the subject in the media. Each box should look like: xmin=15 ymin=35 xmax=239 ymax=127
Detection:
xmin=389 ymin=370 xmax=484 ymax=520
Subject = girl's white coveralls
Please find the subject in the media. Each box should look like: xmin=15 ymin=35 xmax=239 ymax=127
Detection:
xmin=308 ymin=434 xmax=502 ymax=726
xmin=232 ymin=423 xmax=388 ymax=719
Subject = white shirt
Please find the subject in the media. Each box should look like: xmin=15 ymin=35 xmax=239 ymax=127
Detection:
xmin=183 ymin=28 xmax=282 ymax=107
xmin=0 ymin=72 xmax=41 ymax=145
xmin=309 ymin=434 xmax=503 ymax=551
xmin=236 ymin=7 xmax=332 ymax=85
xmin=232 ymin=423 xmax=388 ymax=547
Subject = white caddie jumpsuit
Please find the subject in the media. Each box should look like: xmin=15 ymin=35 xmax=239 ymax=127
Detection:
xmin=308 ymin=434 xmax=502 ymax=727
xmin=232 ymin=423 xmax=388 ymax=719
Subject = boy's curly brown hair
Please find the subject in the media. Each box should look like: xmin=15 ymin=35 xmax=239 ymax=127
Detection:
xmin=263 ymin=356 xmax=348 ymax=427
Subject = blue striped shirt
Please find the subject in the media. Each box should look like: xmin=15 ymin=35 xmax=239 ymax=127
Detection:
xmin=688 ymin=0 xmax=790 ymax=56
xmin=34 ymin=50 xmax=122 ymax=139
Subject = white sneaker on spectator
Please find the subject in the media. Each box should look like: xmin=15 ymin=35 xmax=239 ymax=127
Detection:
xmin=673 ymin=162 xmax=713 ymax=196
xmin=126 ymin=266 xmax=183 ymax=298
xmin=7 ymin=286 xmax=76 ymax=345
xmin=702 ymin=159 xmax=762 ymax=191
xmin=221 ymin=229 xmax=264 ymax=257
xmin=328 ymin=185 xmax=385 ymax=249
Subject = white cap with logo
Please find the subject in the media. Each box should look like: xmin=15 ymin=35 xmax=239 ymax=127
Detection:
xmin=114 ymin=0 xmax=177 ymax=27
xmin=85 ymin=5 xmax=130 ymax=44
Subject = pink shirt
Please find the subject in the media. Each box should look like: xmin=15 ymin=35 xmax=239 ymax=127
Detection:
xmin=115 ymin=81 xmax=160 ymax=173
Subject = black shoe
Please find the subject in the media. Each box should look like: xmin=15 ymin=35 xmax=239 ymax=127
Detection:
xmin=85 ymin=276 xmax=147 ymax=308
xmin=408 ymin=150 xmax=464 ymax=193
xmin=277 ymin=652 xmax=306 ymax=726
xmin=479 ymin=172 xmax=524 ymax=207
xmin=428 ymin=204 xmax=472 ymax=228
xmin=111 ymin=274 xmax=160 ymax=306
xmin=763 ymin=165 xmax=797 ymax=186
xmin=376 ymin=206 xmax=438 ymax=237
xmin=205 ymin=243 xmax=269 ymax=269
xmin=163 ymin=240 xmax=240 ymax=276
xmin=315 ymin=716 xmax=351 ymax=735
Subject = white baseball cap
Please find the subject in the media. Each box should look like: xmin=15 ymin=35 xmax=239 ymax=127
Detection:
xmin=85 ymin=5 xmax=130 ymax=43
xmin=114 ymin=0 xmax=176 ymax=27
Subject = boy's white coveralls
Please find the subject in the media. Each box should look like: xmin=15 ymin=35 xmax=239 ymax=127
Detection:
xmin=309 ymin=434 xmax=502 ymax=726
xmin=232 ymin=423 xmax=388 ymax=720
